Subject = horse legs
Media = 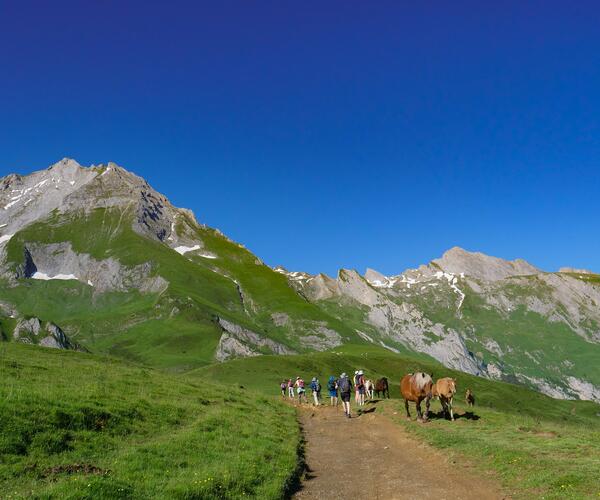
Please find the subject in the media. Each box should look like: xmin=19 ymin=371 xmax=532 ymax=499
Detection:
xmin=424 ymin=395 xmax=431 ymax=421
xmin=416 ymin=400 xmax=423 ymax=421
xmin=404 ymin=399 xmax=411 ymax=419
xmin=440 ymin=397 xmax=446 ymax=418
xmin=449 ymin=397 xmax=454 ymax=421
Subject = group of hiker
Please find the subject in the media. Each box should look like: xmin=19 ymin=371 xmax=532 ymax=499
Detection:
xmin=279 ymin=370 xmax=369 ymax=418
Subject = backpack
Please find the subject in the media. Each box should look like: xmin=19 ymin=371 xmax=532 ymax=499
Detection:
xmin=339 ymin=377 xmax=350 ymax=393
xmin=327 ymin=379 xmax=336 ymax=391
xmin=280 ymin=382 xmax=286 ymax=390
xmin=298 ymin=379 xmax=304 ymax=388
xmin=316 ymin=382 xmax=321 ymax=393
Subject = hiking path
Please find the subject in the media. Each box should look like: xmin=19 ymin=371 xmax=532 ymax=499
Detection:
xmin=293 ymin=402 xmax=508 ymax=500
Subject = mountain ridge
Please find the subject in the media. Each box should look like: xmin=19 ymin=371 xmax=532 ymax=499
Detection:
xmin=1 ymin=159 xmax=599 ymax=404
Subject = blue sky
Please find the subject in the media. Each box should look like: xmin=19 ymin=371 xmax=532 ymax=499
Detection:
xmin=1 ymin=1 xmax=599 ymax=276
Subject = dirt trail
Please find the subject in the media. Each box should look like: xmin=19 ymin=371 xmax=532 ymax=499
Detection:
xmin=293 ymin=403 xmax=506 ymax=500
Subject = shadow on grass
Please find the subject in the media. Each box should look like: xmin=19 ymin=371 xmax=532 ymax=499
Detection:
xmin=429 ymin=410 xmax=480 ymax=421
xmin=359 ymin=407 xmax=377 ymax=415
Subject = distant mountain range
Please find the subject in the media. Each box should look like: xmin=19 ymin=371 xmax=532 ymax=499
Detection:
xmin=1 ymin=159 xmax=599 ymax=402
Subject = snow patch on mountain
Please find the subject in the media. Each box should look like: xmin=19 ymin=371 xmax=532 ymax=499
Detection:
xmin=32 ymin=272 xmax=78 ymax=281
xmin=174 ymin=244 xmax=202 ymax=255
xmin=198 ymin=252 xmax=217 ymax=259
xmin=0 ymin=234 xmax=13 ymax=245
xmin=274 ymin=267 xmax=313 ymax=282
xmin=434 ymin=271 xmax=466 ymax=309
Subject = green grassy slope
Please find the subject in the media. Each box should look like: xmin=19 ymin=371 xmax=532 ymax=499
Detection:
xmin=0 ymin=343 xmax=300 ymax=499
xmin=0 ymin=207 xmax=363 ymax=369
xmin=198 ymin=345 xmax=600 ymax=499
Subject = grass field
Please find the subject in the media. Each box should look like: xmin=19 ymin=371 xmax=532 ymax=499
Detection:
xmin=0 ymin=343 xmax=300 ymax=499
xmin=390 ymin=404 xmax=600 ymax=500
xmin=198 ymin=344 xmax=600 ymax=499
xmin=2 ymin=337 xmax=599 ymax=499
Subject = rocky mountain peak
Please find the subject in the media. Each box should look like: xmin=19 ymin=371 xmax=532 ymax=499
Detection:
xmin=432 ymin=246 xmax=540 ymax=281
xmin=47 ymin=157 xmax=83 ymax=172
xmin=364 ymin=268 xmax=387 ymax=283
xmin=0 ymin=158 xmax=203 ymax=249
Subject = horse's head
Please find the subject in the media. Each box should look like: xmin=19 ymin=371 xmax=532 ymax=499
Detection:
xmin=450 ymin=378 xmax=457 ymax=395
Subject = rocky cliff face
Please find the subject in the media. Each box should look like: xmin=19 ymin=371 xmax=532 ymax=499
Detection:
xmin=17 ymin=241 xmax=167 ymax=293
xmin=12 ymin=317 xmax=79 ymax=350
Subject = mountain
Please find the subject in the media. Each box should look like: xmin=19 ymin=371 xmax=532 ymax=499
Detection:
xmin=0 ymin=159 xmax=361 ymax=370
xmin=282 ymin=249 xmax=600 ymax=402
xmin=1 ymin=159 xmax=599 ymax=403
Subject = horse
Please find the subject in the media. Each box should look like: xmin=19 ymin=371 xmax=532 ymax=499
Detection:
xmin=431 ymin=377 xmax=457 ymax=421
xmin=400 ymin=372 xmax=433 ymax=421
xmin=374 ymin=377 xmax=390 ymax=399
xmin=465 ymin=388 xmax=475 ymax=407
xmin=364 ymin=380 xmax=374 ymax=399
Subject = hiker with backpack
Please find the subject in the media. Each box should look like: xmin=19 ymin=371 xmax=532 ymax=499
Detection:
xmin=337 ymin=372 xmax=353 ymax=418
xmin=310 ymin=377 xmax=321 ymax=406
xmin=287 ymin=378 xmax=295 ymax=399
xmin=356 ymin=370 xmax=366 ymax=406
xmin=327 ymin=375 xmax=338 ymax=406
xmin=280 ymin=380 xmax=287 ymax=398
xmin=295 ymin=376 xmax=307 ymax=404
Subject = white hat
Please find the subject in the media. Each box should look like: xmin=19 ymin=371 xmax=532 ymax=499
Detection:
xmin=354 ymin=370 xmax=358 ymax=374
xmin=358 ymin=370 xmax=364 ymax=375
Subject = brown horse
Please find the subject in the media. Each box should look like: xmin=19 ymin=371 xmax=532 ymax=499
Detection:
xmin=465 ymin=388 xmax=475 ymax=407
xmin=431 ymin=377 xmax=457 ymax=421
xmin=400 ymin=372 xmax=433 ymax=421
xmin=374 ymin=377 xmax=389 ymax=399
